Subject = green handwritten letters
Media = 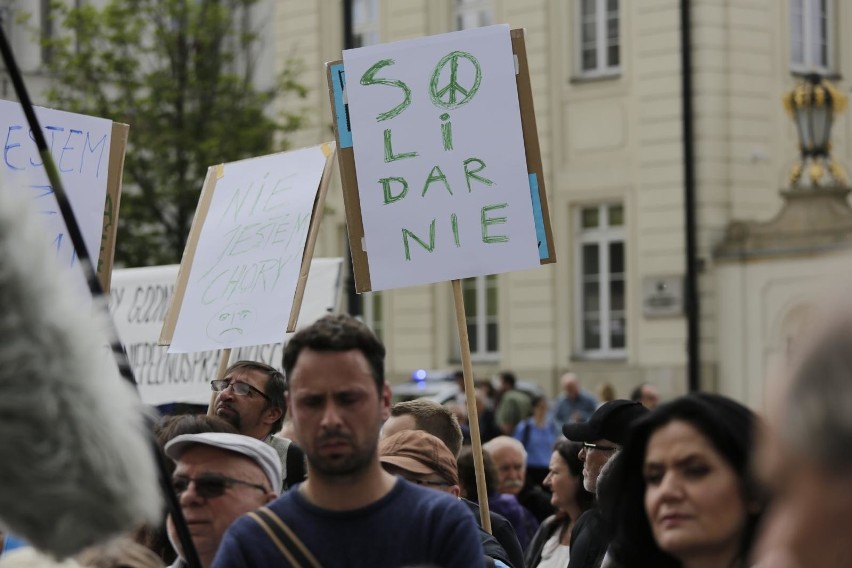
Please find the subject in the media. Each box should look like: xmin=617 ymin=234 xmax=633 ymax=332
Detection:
xmin=361 ymin=51 xmax=509 ymax=261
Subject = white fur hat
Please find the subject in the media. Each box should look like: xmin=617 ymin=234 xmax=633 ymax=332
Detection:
xmin=165 ymin=433 xmax=282 ymax=494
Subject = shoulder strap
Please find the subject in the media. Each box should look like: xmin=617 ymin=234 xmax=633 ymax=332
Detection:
xmin=247 ymin=507 xmax=323 ymax=568
xmin=521 ymin=419 xmax=531 ymax=448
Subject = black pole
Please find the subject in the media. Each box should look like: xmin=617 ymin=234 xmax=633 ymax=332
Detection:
xmin=0 ymin=21 xmax=202 ymax=568
xmin=680 ymin=0 xmax=700 ymax=392
xmin=343 ymin=0 xmax=354 ymax=49
xmin=341 ymin=0 xmax=362 ymax=317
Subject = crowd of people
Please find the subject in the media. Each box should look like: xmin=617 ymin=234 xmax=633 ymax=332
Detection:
xmin=2 ymin=310 xmax=852 ymax=567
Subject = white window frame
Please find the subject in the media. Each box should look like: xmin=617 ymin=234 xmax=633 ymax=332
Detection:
xmin=574 ymin=0 xmax=621 ymax=79
xmin=352 ymin=0 xmax=380 ymax=48
xmin=456 ymin=275 xmax=499 ymax=362
xmin=574 ymin=204 xmax=626 ymax=359
xmin=790 ymin=0 xmax=833 ymax=74
xmin=454 ymin=0 xmax=493 ymax=31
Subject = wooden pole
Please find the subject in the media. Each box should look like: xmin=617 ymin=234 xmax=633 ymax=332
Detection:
xmin=207 ymin=348 xmax=232 ymax=416
xmin=452 ymin=279 xmax=492 ymax=534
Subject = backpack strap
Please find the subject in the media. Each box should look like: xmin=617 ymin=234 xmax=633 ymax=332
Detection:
xmin=521 ymin=419 xmax=531 ymax=448
xmin=247 ymin=507 xmax=323 ymax=568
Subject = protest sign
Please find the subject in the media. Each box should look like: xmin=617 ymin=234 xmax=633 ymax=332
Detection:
xmin=328 ymin=26 xmax=555 ymax=533
xmin=111 ymin=259 xmax=343 ymax=405
xmin=330 ymin=25 xmax=553 ymax=292
xmin=160 ymin=143 xmax=336 ymax=353
xmin=0 ymin=100 xmax=126 ymax=291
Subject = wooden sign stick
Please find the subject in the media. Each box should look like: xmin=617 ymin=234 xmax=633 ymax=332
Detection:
xmin=207 ymin=348 xmax=232 ymax=416
xmin=452 ymin=279 xmax=492 ymax=534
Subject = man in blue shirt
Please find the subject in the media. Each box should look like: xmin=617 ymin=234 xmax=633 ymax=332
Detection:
xmin=552 ymin=372 xmax=598 ymax=427
xmin=213 ymin=315 xmax=483 ymax=568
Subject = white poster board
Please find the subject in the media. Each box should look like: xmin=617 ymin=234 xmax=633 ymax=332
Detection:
xmin=343 ymin=24 xmax=539 ymax=291
xmin=0 ymin=100 xmax=112 ymax=271
xmin=166 ymin=145 xmax=329 ymax=353
xmin=110 ymin=259 xmax=343 ymax=405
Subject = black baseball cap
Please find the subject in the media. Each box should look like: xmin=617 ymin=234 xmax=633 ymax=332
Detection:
xmin=562 ymin=400 xmax=648 ymax=445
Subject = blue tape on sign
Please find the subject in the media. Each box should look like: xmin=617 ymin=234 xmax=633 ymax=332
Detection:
xmin=529 ymin=173 xmax=549 ymax=260
xmin=330 ymin=63 xmax=353 ymax=149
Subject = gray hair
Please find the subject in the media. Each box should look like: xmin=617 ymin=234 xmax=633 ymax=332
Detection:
xmin=784 ymin=314 xmax=852 ymax=472
xmin=482 ymin=435 xmax=527 ymax=462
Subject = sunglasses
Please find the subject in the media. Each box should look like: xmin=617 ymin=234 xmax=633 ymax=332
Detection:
xmin=583 ymin=442 xmax=618 ymax=452
xmin=172 ymin=474 xmax=269 ymax=499
xmin=210 ymin=378 xmax=270 ymax=400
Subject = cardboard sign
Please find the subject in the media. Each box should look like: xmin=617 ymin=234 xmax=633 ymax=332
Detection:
xmin=329 ymin=26 xmax=555 ymax=292
xmin=0 ymin=100 xmax=126 ymax=291
xmin=111 ymin=259 xmax=343 ymax=405
xmin=160 ymin=143 xmax=336 ymax=352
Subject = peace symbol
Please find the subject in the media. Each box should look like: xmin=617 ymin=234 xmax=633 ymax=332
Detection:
xmin=429 ymin=51 xmax=482 ymax=110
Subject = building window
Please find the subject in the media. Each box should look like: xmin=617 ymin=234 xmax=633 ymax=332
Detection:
xmin=362 ymin=291 xmax=384 ymax=342
xmin=575 ymin=0 xmax=620 ymax=77
xmin=461 ymin=275 xmax=498 ymax=359
xmin=790 ymin=0 xmax=832 ymax=73
xmin=351 ymin=0 xmax=379 ymax=48
xmin=455 ymin=0 xmax=493 ymax=31
xmin=575 ymin=204 xmax=625 ymax=357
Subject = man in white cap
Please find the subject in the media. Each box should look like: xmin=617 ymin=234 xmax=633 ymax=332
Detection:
xmin=164 ymin=432 xmax=281 ymax=568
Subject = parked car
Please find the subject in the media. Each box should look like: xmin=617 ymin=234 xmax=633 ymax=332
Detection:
xmin=391 ymin=369 xmax=459 ymax=405
xmin=391 ymin=369 xmax=544 ymax=406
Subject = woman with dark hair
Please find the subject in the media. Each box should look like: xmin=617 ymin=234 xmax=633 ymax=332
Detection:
xmin=525 ymin=440 xmax=595 ymax=567
xmin=603 ymin=393 xmax=765 ymax=568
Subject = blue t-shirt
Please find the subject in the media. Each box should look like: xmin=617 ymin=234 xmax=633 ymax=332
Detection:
xmin=513 ymin=418 xmax=559 ymax=468
xmin=553 ymin=391 xmax=599 ymax=427
xmin=213 ymin=477 xmax=484 ymax=568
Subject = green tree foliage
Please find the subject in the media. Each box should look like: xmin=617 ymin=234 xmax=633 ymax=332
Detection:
xmin=41 ymin=0 xmax=307 ymax=266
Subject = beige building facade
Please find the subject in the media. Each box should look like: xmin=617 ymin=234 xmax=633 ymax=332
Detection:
xmin=7 ymin=0 xmax=852 ymax=407
xmin=277 ymin=0 xmax=852 ymax=406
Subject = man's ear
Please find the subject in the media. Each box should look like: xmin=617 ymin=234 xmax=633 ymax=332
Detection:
xmin=263 ymin=405 xmax=284 ymax=426
xmin=381 ymin=384 xmax=392 ymax=421
xmin=264 ymin=491 xmax=277 ymax=504
xmin=449 ymin=484 xmax=461 ymax=498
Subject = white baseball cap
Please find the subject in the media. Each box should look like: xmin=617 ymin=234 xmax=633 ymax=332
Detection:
xmin=165 ymin=433 xmax=282 ymax=494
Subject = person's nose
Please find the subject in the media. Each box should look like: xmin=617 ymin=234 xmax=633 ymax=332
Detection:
xmin=657 ymin=472 xmax=684 ymax=502
xmin=217 ymin=381 xmax=236 ymax=401
xmin=178 ymin=482 xmax=203 ymax=507
xmin=320 ymin=401 xmax=343 ymax=429
xmin=578 ymin=447 xmax=587 ymax=461
xmin=543 ymin=472 xmax=553 ymax=488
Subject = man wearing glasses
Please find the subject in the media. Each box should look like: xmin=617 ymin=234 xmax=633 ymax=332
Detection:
xmin=164 ymin=432 xmax=281 ymax=568
xmin=210 ymin=361 xmax=306 ymax=490
xmin=562 ymin=400 xmax=648 ymax=568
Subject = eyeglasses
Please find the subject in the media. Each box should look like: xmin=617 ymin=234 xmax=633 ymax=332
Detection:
xmin=583 ymin=442 xmax=618 ymax=452
xmin=172 ymin=474 xmax=268 ymax=499
xmin=211 ymin=378 xmax=270 ymax=400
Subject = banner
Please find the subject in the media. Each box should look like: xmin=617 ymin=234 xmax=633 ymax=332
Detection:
xmin=110 ymin=259 xmax=343 ymax=405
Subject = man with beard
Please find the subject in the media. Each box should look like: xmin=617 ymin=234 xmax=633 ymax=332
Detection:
xmin=210 ymin=361 xmax=306 ymax=491
xmin=212 ymin=315 xmax=483 ymax=568
xmin=562 ymin=399 xmax=648 ymax=568
xmin=483 ymin=436 xmax=555 ymax=522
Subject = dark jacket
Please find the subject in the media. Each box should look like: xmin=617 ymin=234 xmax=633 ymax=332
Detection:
xmin=463 ymin=499 xmax=525 ymax=568
xmin=566 ymin=509 xmax=608 ymax=568
xmin=525 ymin=515 xmax=566 ymax=568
